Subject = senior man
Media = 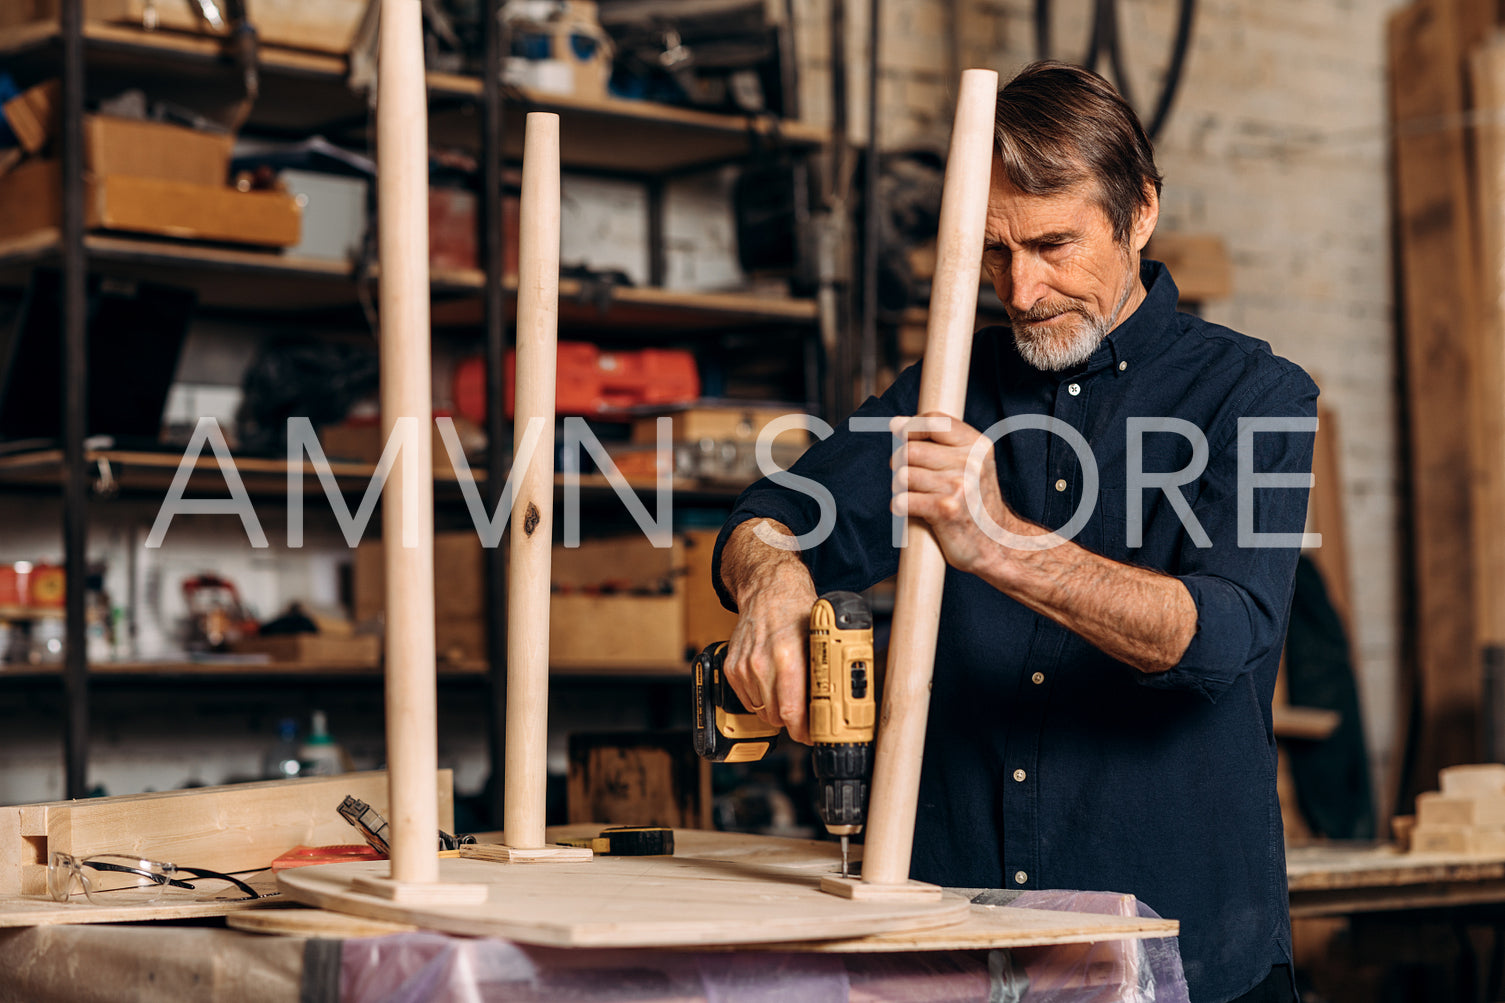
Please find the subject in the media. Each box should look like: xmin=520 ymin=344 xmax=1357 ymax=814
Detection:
xmin=713 ymin=61 xmax=1315 ymax=1003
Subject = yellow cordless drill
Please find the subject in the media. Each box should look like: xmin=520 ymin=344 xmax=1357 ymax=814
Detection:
xmin=692 ymin=591 xmax=877 ymax=876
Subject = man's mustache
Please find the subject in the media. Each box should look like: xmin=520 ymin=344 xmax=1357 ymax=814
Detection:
xmin=1008 ymin=302 xmax=1088 ymax=326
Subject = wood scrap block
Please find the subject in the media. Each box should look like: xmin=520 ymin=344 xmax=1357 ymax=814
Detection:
xmin=1439 ymin=763 xmax=1505 ymax=795
xmin=2 ymin=80 xmax=59 ymax=154
xmin=1415 ymin=790 xmax=1505 ymax=828
xmin=1411 ymin=824 xmax=1505 ymax=856
xmin=0 ymin=771 xmax=453 ymax=897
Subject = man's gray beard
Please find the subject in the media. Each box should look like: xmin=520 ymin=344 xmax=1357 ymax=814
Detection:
xmin=1010 ymin=264 xmax=1139 ymax=372
xmin=1013 ymin=311 xmax=1113 ymax=371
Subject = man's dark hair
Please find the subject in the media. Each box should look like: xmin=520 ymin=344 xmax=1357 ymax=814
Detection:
xmin=994 ymin=61 xmax=1162 ymax=244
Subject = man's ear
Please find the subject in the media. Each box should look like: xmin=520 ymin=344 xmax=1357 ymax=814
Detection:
xmin=1131 ymin=184 xmax=1160 ymax=253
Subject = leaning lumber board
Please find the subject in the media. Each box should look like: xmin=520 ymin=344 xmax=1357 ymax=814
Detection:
xmin=1470 ymin=37 xmax=1505 ymax=713
xmin=1389 ymin=0 xmax=1483 ymax=807
xmin=0 ymin=771 xmax=453 ymax=897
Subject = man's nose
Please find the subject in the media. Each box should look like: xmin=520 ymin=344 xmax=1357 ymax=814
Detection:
xmin=1007 ymin=254 xmax=1047 ymax=312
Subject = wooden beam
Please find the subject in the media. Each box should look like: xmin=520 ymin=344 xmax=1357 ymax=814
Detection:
xmin=1469 ymin=35 xmax=1505 ymax=668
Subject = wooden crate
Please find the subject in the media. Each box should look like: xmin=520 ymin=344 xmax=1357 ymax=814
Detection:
xmin=26 ymin=0 xmax=369 ymax=55
xmin=0 ymin=159 xmax=301 ymax=247
xmin=566 ymin=730 xmax=711 ymax=830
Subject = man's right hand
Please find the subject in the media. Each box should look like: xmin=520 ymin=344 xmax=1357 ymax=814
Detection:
xmin=719 ymin=519 xmax=819 ymax=745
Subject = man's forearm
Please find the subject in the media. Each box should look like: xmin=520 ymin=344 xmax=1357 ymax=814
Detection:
xmin=720 ymin=518 xmax=813 ymax=609
xmin=976 ymin=533 xmax=1196 ymax=675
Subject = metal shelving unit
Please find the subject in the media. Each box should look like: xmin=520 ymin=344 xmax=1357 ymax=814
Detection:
xmin=7 ymin=5 xmax=830 ymax=802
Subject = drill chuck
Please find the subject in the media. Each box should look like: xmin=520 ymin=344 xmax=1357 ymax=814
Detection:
xmin=813 ymin=743 xmax=871 ymax=832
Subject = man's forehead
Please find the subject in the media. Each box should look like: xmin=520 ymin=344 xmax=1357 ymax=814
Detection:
xmin=987 ymin=180 xmax=1104 ymax=230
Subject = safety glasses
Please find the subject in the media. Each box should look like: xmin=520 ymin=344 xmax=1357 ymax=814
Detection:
xmin=47 ymin=851 xmax=262 ymax=905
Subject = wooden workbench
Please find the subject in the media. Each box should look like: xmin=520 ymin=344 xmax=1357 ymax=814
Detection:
xmin=1287 ymin=842 xmax=1505 ymax=917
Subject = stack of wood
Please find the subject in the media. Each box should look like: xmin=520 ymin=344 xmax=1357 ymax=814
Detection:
xmin=1396 ymin=763 xmax=1505 ymax=856
xmin=1388 ymin=0 xmax=1505 ymax=809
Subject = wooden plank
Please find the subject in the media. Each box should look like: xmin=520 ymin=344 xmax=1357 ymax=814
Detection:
xmin=279 ymin=828 xmax=1173 ymax=949
xmin=0 ymin=772 xmax=453 ymax=898
xmin=1389 ymin=0 xmax=1485 ymax=807
xmin=757 ymin=902 xmax=1176 ymax=953
xmin=227 ymin=906 xmax=417 ymax=938
xmin=0 ymin=871 xmax=279 ymax=928
xmin=1470 ymin=37 xmax=1505 ymax=695
xmin=1307 ymin=405 xmax=1353 ymax=629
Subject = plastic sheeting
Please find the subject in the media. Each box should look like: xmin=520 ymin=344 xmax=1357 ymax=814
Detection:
xmin=338 ymin=891 xmax=1187 ymax=1003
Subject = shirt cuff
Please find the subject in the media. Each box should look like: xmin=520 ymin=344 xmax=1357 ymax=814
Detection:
xmin=1136 ymin=574 xmax=1254 ymax=701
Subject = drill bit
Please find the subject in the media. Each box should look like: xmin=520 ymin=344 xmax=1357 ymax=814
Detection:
xmin=840 ymin=835 xmax=850 ymax=877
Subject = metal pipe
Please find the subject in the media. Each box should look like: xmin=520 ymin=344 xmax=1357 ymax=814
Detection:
xmin=482 ymin=0 xmax=511 ymax=830
xmin=860 ymin=0 xmax=880 ymax=401
xmin=61 ymin=0 xmax=90 ymax=801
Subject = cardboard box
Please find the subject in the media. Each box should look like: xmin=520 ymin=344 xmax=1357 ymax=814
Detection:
xmin=0 ymin=158 xmax=301 ymax=247
xmin=501 ymin=0 xmax=611 ymax=101
xmin=26 ymin=0 xmax=369 ymax=55
xmin=631 ymin=404 xmax=812 ymax=447
xmin=352 ymin=529 xmax=736 ymax=671
xmin=354 ymin=531 xmax=486 ymax=624
xmin=550 ymin=531 xmax=736 ymax=671
xmin=85 ymin=115 xmax=234 ymax=185
xmin=3 ymin=80 xmax=59 ymax=154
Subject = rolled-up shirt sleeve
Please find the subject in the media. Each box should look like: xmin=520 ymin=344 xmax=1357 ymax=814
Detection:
xmin=711 ymin=368 xmax=922 ymax=613
xmin=1141 ymin=367 xmax=1319 ymax=700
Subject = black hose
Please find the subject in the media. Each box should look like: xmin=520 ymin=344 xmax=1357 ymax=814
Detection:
xmin=1032 ymin=0 xmax=1196 ymax=142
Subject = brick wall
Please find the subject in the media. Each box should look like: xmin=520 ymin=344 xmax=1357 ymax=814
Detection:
xmin=793 ymin=0 xmax=1404 ymax=810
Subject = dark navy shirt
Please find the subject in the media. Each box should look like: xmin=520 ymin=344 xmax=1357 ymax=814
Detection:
xmin=712 ymin=262 xmax=1317 ymax=1003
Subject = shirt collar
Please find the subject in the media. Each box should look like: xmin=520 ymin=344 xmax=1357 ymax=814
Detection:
xmin=1088 ymin=258 xmax=1180 ymax=376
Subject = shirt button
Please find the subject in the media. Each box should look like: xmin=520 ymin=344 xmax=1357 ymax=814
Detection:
xmin=1015 ymin=870 xmax=1028 ymax=885
xmin=1054 ymin=478 xmax=1067 ymax=492
xmin=1067 ymin=382 xmax=1081 ymax=396
xmin=1118 ymin=360 xmax=1128 ymax=372
xmin=1031 ymin=671 xmax=1045 ymax=685
xmin=1013 ymin=768 xmax=1026 ymax=782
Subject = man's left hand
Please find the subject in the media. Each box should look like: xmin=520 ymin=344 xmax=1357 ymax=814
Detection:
xmin=888 ymin=412 xmax=1045 ymax=579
